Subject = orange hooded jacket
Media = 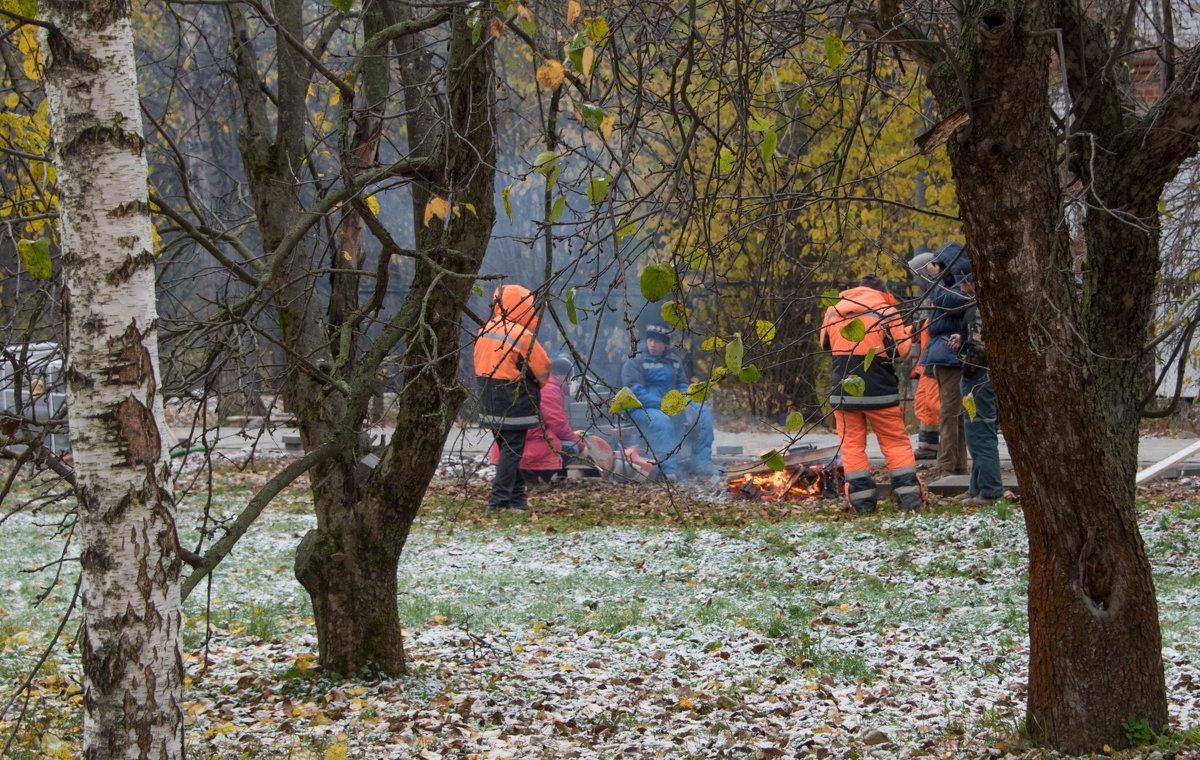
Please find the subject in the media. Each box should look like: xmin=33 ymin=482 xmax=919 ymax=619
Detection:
xmin=820 ymin=285 xmax=912 ymax=410
xmin=474 ymin=285 xmax=550 ymax=429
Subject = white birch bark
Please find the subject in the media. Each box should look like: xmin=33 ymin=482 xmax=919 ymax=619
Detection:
xmin=40 ymin=0 xmax=184 ymax=756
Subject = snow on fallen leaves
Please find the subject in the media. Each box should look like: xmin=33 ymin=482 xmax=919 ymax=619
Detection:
xmin=3 ymin=471 xmax=1200 ymax=759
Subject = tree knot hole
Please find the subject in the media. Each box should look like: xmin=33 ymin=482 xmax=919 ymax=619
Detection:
xmin=977 ymin=8 xmax=1012 ymax=40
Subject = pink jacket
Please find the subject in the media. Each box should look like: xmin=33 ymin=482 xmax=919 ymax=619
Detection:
xmin=489 ymin=374 xmax=583 ymax=471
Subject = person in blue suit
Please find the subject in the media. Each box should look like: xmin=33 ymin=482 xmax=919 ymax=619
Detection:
xmin=619 ymin=323 xmax=714 ymax=481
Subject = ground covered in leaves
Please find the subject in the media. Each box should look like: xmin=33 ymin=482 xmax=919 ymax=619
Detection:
xmin=3 ymin=462 xmax=1200 ymax=759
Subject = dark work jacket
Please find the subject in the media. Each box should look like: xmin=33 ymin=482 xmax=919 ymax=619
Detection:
xmin=920 ymin=283 xmax=971 ymax=369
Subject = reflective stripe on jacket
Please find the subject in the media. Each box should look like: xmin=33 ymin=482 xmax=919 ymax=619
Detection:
xmin=820 ymin=285 xmax=912 ymax=410
xmin=474 ymin=285 xmax=550 ymax=430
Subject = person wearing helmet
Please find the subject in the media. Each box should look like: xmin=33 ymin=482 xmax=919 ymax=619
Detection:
xmin=619 ymin=323 xmax=714 ymax=481
xmin=474 ymin=285 xmax=551 ymax=510
xmin=820 ymin=274 xmax=925 ymax=513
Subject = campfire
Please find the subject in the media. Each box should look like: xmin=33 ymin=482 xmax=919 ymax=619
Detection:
xmin=727 ymin=446 xmax=843 ymax=501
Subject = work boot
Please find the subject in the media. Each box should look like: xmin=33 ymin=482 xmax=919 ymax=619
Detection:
xmin=913 ymin=447 xmax=938 ymax=461
xmin=890 ymin=466 xmax=925 ymax=512
xmin=844 ymin=471 xmax=877 ymax=514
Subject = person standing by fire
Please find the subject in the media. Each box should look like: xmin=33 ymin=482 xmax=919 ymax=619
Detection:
xmin=821 ymin=274 xmax=925 ymax=513
xmin=920 ymin=240 xmax=972 ymax=476
xmin=907 ymin=251 xmax=941 ymax=461
xmin=474 ymin=284 xmax=551 ymax=511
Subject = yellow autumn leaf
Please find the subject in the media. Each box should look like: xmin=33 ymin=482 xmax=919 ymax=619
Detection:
xmin=490 ymin=17 xmax=507 ymax=38
xmin=423 ymin=197 xmax=450 ymax=226
xmin=536 ymin=59 xmax=566 ymax=90
xmin=580 ymin=46 xmax=595 ymax=77
xmin=324 ymin=743 xmax=348 ymax=760
xmin=566 ymin=0 xmax=581 ymax=25
xmin=431 ymin=613 xmax=448 ymax=625
xmin=366 ymin=195 xmax=380 ymax=215
xmin=678 ymin=696 xmax=695 ymax=709
xmin=329 ymin=89 xmax=340 ymax=107
xmin=600 ymin=114 xmax=616 ymax=141
xmin=4 ymin=93 xmax=17 ymax=109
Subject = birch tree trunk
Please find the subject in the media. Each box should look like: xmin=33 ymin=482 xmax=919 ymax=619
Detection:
xmin=41 ymin=0 xmax=184 ymax=755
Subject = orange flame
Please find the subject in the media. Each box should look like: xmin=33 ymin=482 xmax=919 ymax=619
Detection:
xmin=729 ymin=467 xmax=832 ymax=501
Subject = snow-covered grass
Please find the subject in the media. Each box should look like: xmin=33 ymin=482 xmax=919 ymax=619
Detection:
xmin=2 ymin=473 xmax=1199 ymax=759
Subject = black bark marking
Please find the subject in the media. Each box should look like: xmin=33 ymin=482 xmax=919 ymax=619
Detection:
xmin=114 ymin=394 xmax=159 ymax=466
xmin=106 ymin=249 xmax=155 ymax=287
xmin=66 ymin=126 xmax=144 ymax=159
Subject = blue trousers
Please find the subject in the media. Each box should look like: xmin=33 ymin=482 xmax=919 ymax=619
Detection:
xmin=961 ymin=368 xmax=1004 ymax=499
xmin=624 ymin=404 xmax=714 ymax=476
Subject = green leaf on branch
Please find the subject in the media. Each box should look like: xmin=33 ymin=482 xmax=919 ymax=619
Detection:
xmin=821 ymin=289 xmax=841 ymax=307
xmin=549 ymin=195 xmax=566 ymax=223
xmin=687 ymin=381 xmax=711 ymax=403
xmin=747 ymin=113 xmax=772 ymax=132
xmin=328 ymin=0 xmax=351 ymax=12
xmin=587 ymin=175 xmax=610 ymax=206
xmin=761 ymin=449 xmax=786 ymax=471
xmin=701 ymin=336 xmax=726 ymax=351
xmin=785 ymin=411 xmax=804 ymax=434
xmin=473 ymin=284 xmax=484 ymax=297
xmin=566 ymin=287 xmax=578 ymax=325
xmin=725 ymin=333 xmax=744 ymax=374
xmin=502 ymin=186 xmax=513 ymax=222
xmin=841 ymin=375 xmax=866 ymax=397
xmin=661 ymin=300 xmax=688 ymax=328
xmin=718 ymin=147 xmax=736 ymax=174
xmin=738 ymin=365 xmax=760 ymax=383
xmin=755 ymin=320 xmax=776 ymax=345
xmin=863 ymin=346 xmax=877 ymax=371
xmin=616 ymin=222 xmax=637 ymax=244
xmin=609 ymin=386 xmax=643 ymax=414
xmin=639 ymin=263 xmax=674 ymax=302
xmin=963 ymin=392 xmax=977 ymax=421
xmin=534 ymin=150 xmax=558 ymax=175
xmin=17 ymin=238 xmax=51 ymax=280
xmin=580 ymin=103 xmax=605 ymax=132
xmin=710 ymin=366 xmax=728 ymax=382
xmin=824 ymin=32 xmax=844 ymax=67
xmin=760 ymin=129 xmax=778 ymax=163
xmin=660 ymin=389 xmax=690 ymax=416
xmin=839 ymin=318 xmax=866 ymax=343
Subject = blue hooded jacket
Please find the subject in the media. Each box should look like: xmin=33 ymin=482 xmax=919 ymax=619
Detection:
xmin=920 ymin=241 xmax=972 ymax=369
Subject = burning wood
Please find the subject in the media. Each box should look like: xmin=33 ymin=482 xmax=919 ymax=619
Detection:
xmin=726 ymin=446 xmax=843 ymax=501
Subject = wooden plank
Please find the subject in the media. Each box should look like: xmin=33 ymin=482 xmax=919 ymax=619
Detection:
xmin=1135 ymin=439 xmax=1200 ymax=484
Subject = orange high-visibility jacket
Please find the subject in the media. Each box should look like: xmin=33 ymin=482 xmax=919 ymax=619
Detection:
xmin=820 ymin=285 xmax=912 ymax=410
xmin=474 ymin=285 xmax=551 ymax=429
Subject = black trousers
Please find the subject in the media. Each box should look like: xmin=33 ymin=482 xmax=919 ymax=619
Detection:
xmin=489 ymin=427 xmax=528 ymax=508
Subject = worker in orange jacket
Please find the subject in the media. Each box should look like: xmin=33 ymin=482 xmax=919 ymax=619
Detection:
xmin=820 ymin=274 xmax=924 ymax=513
xmin=474 ymin=284 xmax=551 ymax=511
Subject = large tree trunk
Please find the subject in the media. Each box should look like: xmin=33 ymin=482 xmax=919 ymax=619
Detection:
xmin=40 ymin=0 xmax=183 ymax=755
xmin=919 ymin=5 xmax=1169 ymax=751
xmin=289 ymin=4 xmax=497 ymax=675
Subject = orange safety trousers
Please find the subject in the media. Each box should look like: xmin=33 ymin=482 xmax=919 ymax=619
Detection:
xmin=834 ymin=406 xmax=917 ymax=473
xmin=914 ymin=374 xmax=941 ymax=427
